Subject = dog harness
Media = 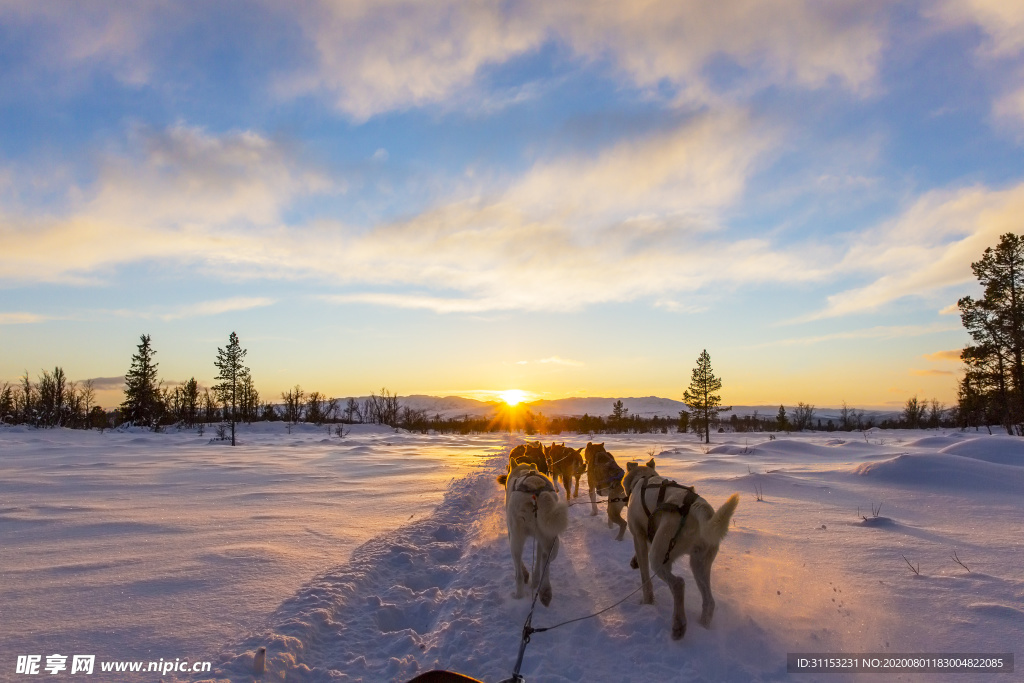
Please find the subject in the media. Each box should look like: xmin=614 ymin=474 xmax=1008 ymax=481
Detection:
xmin=593 ymin=452 xmax=625 ymax=497
xmin=630 ymin=475 xmax=700 ymax=562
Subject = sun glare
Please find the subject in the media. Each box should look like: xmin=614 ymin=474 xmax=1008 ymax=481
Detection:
xmin=499 ymin=389 xmax=528 ymax=406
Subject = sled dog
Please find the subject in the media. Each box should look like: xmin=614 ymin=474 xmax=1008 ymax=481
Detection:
xmin=583 ymin=442 xmax=628 ymax=540
xmin=544 ymin=442 xmax=584 ymax=499
xmin=501 ymin=441 xmax=549 ymax=477
xmin=498 ymin=460 xmax=569 ymax=606
xmin=623 ymin=458 xmax=739 ymax=639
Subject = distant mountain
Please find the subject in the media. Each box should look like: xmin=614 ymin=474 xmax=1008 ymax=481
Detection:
xmin=394 ymin=395 xmax=501 ymax=418
xmin=394 ymin=395 xmax=901 ymax=422
xmin=524 ymin=396 xmax=686 ymax=418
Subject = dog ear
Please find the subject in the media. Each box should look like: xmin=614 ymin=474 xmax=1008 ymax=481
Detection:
xmin=575 ymin=447 xmax=583 ymax=454
xmin=627 ymin=462 xmax=637 ymax=471
xmin=646 ymin=457 xmax=655 ymax=468
xmin=598 ymin=442 xmax=604 ymax=448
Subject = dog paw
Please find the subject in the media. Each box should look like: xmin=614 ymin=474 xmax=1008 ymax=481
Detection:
xmin=629 ymin=555 xmax=638 ymax=569
xmin=699 ymin=606 xmax=715 ymax=628
xmin=672 ymin=619 xmax=687 ymax=640
xmin=589 ymin=510 xmax=598 ymax=517
xmin=540 ymin=587 xmax=552 ymax=607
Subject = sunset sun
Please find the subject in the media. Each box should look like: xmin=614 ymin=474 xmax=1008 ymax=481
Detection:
xmin=498 ymin=389 xmax=528 ymax=406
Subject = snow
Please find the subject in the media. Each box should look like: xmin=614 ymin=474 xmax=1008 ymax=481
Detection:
xmin=1 ymin=426 xmax=1021 ymax=682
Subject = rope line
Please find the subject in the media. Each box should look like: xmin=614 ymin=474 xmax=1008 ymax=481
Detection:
xmin=531 ymin=576 xmax=653 ymax=634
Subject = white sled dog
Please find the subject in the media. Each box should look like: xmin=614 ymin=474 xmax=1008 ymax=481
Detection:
xmin=623 ymin=458 xmax=740 ymax=640
xmin=497 ymin=458 xmax=569 ymax=606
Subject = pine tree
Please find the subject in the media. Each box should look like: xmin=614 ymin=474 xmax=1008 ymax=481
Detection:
xmin=611 ymin=399 xmax=628 ymax=431
xmin=776 ymin=404 xmax=789 ymax=432
xmin=213 ymin=332 xmax=250 ymax=446
xmin=683 ymin=349 xmax=728 ymax=443
xmin=958 ymin=232 xmax=1024 ymax=433
xmin=181 ymin=378 xmax=200 ymax=428
xmin=121 ymin=334 xmax=161 ymax=428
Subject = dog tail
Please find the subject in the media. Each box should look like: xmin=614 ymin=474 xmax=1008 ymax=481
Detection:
xmin=705 ymin=493 xmax=740 ymax=545
xmin=535 ymin=491 xmax=569 ymax=537
xmin=497 ymin=473 xmax=508 ymax=486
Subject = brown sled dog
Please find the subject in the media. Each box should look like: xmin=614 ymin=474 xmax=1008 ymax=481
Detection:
xmin=544 ymin=442 xmax=584 ymax=499
xmin=497 ymin=459 xmax=568 ymax=606
xmin=500 ymin=441 xmax=549 ymax=478
xmin=623 ymin=458 xmax=739 ymax=640
xmin=583 ymin=442 xmax=628 ymax=540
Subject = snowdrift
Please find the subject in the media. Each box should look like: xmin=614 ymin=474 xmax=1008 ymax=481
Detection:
xmin=852 ymin=452 xmax=1024 ymax=493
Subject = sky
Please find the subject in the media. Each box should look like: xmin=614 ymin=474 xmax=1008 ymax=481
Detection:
xmin=2 ymin=1 xmax=1023 ymax=411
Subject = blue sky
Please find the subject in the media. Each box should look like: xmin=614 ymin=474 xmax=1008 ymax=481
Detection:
xmin=2 ymin=1 xmax=1023 ymax=410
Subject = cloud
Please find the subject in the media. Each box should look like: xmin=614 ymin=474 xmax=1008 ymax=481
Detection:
xmin=319 ymin=293 xmax=507 ymax=314
xmin=911 ymin=369 xmax=955 ymax=376
xmin=930 ymin=0 xmax=1024 ymax=58
xmin=928 ymin=2 xmax=1024 ymax=136
xmin=84 ymin=376 xmax=127 ymax=390
xmin=2 ymin=1 xmax=891 ymax=120
xmin=1 ymin=114 xmax=826 ymax=313
xmin=993 ymin=81 xmax=1024 ymax=132
xmin=159 ymin=297 xmax=277 ymax=320
xmin=0 ymin=1 xmax=161 ymax=89
xmin=538 ymin=357 xmax=583 ymax=367
xmin=0 ymin=312 xmax=48 ymax=324
xmin=754 ymin=323 xmax=960 ymax=348
xmin=939 ymin=303 xmax=961 ymax=315
xmin=0 ymin=124 xmax=334 ymax=285
xmin=808 ymin=182 xmax=1024 ymax=319
xmin=286 ymin=0 xmax=887 ymax=118
xmin=924 ymin=349 xmax=964 ymax=362
xmin=302 ymin=111 xmax=826 ymax=311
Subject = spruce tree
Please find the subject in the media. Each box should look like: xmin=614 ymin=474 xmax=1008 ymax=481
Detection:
xmin=121 ymin=334 xmax=161 ymax=427
xmin=958 ymin=232 xmax=1024 ymax=433
xmin=683 ymin=349 xmax=728 ymax=443
xmin=214 ymin=332 xmax=249 ymax=446
xmin=776 ymin=404 xmax=788 ymax=432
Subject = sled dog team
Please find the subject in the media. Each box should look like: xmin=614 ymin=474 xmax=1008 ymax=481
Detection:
xmin=496 ymin=440 xmax=740 ymax=640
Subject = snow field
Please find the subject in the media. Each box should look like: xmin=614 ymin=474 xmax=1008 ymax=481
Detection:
xmin=2 ymin=427 xmax=1021 ymax=682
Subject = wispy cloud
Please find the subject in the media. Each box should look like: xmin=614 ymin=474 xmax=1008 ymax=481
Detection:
xmin=1 ymin=1 xmax=891 ymax=121
xmin=318 ymin=293 xmax=509 ymax=314
xmin=304 ymin=111 xmax=828 ymax=311
xmin=930 ymin=0 xmax=1024 ymax=58
xmin=539 ymin=357 xmax=582 ymax=366
xmin=911 ymin=368 xmax=955 ymax=376
xmin=159 ymin=297 xmax=277 ymax=321
xmin=0 ymin=124 xmax=334 ymax=285
xmin=939 ymin=303 xmax=961 ymax=315
xmin=924 ymin=349 xmax=963 ymax=362
xmin=0 ymin=113 xmax=830 ymax=314
xmin=0 ymin=312 xmax=49 ymax=324
xmin=84 ymin=376 xmax=126 ymax=390
xmin=805 ymin=183 xmax=1024 ymax=319
xmin=751 ymin=322 xmax=960 ymax=348
xmin=928 ymin=2 xmax=1024 ymax=136
xmin=287 ymin=0 xmax=888 ymax=119
xmin=993 ymin=80 xmax=1024 ymax=133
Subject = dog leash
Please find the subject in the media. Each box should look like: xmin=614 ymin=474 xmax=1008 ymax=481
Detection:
xmin=500 ymin=526 xmax=656 ymax=683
